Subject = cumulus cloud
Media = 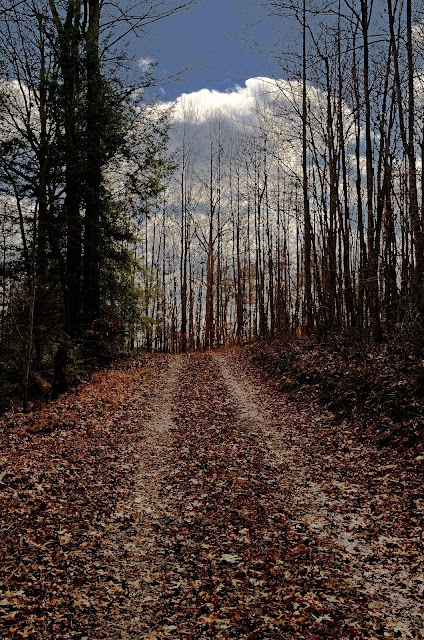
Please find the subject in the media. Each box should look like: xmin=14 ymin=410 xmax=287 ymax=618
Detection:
xmin=163 ymin=77 xmax=288 ymax=124
xmin=0 ymin=79 xmax=40 ymax=140
xmin=159 ymin=76 xmax=357 ymax=209
xmin=159 ymin=78 xmax=309 ymax=182
xmin=162 ymin=76 xmax=355 ymax=147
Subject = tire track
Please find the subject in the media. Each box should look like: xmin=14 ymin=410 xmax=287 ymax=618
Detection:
xmin=97 ymin=354 xmax=183 ymax=639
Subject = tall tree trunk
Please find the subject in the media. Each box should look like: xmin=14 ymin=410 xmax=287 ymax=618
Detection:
xmin=388 ymin=0 xmax=423 ymax=326
xmin=406 ymin=0 xmax=423 ymax=323
xmin=205 ymin=144 xmax=215 ymax=349
xmin=180 ymin=167 xmax=188 ymax=352
xmin=23 ymin=204 xmax=37 ymax=412
xmin=302 ymin=0 xmax=313 ymax=331
xmin=352 ymin=31 xmax=367 ymax=330
xmin=83 ymin=0 xmax=102 ymax=326
xmin=361 ymin=0 xmax=381 ymax=340
xmin=236 ymin=170 xmax=244 ymax=339
xmin=49 ymin=0 xmax=83 ymax=337
xmin=337 ymin=10 xmax=354 ymax=330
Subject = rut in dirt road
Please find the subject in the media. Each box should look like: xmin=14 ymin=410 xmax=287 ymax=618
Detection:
xmin=116 ymin=351 xmax=423 ymax=640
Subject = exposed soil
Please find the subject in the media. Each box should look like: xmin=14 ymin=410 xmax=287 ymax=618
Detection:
xmin=1 ymin=349 xmax=423 ymax=639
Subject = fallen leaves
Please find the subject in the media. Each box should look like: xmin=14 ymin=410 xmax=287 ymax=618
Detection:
xmin=0 ymin=356 xmax=164 ymax=639
xmin=1 ymin=349 xmax=423 ymax=639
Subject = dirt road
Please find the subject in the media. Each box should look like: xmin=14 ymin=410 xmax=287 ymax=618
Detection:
xmin=113 ymin=351 xmax=423 ymax=639
xmin=1 ymin=350 xmax=423 ymax=639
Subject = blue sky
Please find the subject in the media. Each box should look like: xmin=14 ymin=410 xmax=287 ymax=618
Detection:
xmin=138 ymin=0 xmax=280 ymax=100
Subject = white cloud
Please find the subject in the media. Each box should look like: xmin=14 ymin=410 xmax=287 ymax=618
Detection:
xmin=158 ymin=76 xmax=357 ymax=212
xmin=164 ymin=77 xmax=285 ymax=124
xmin=162 ymin=77 xmax=356 ymax=151
xmin=138 ymin=57 xmax=155 ymax=71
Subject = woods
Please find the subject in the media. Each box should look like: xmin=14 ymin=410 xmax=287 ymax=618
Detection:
xmin=1 ymin=0 xmax=424 ymax=405
xmin=136 ymin=0 xmax=424 ymax=352
xmin=2 ymin=4 xmax=424 ymax=637
xmin=0 ymin=0 xmax=190 ymax=407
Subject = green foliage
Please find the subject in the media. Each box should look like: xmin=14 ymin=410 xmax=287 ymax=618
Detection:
xmin=100 ymin=241 xmax=159 ymax=351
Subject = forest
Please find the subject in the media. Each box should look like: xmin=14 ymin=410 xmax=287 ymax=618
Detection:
xmin=1 ymin=3 xmax=424 ymax=638
xmin=1 ymin=0 xmax=424 ymax=406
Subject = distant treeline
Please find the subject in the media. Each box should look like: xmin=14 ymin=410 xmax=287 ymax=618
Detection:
xmin=137 ymin=0 xmax=424 ymax=353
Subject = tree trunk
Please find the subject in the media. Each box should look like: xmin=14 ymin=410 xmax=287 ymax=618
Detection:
xmin=83 ymin=0 xmax=102 ymax=326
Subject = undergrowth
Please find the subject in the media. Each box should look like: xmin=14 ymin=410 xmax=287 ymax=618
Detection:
xmin=244 ymin=336 xmax=424 ymax=452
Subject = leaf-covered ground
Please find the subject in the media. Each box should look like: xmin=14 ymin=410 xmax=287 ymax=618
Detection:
xmin=1 ymin=349 xmax=423 ymax=639
xmin=245 ymin=338 xmax=424 ymax=450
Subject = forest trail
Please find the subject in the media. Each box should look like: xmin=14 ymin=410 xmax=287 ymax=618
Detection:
xmin=1 ymin=350 xmax=423 ymax=639
xmin=111 ymin=351 xmax=423 ymax=639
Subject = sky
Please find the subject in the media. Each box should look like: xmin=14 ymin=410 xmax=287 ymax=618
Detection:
xmin=138 ymin=0 xmax=282 ymax=101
